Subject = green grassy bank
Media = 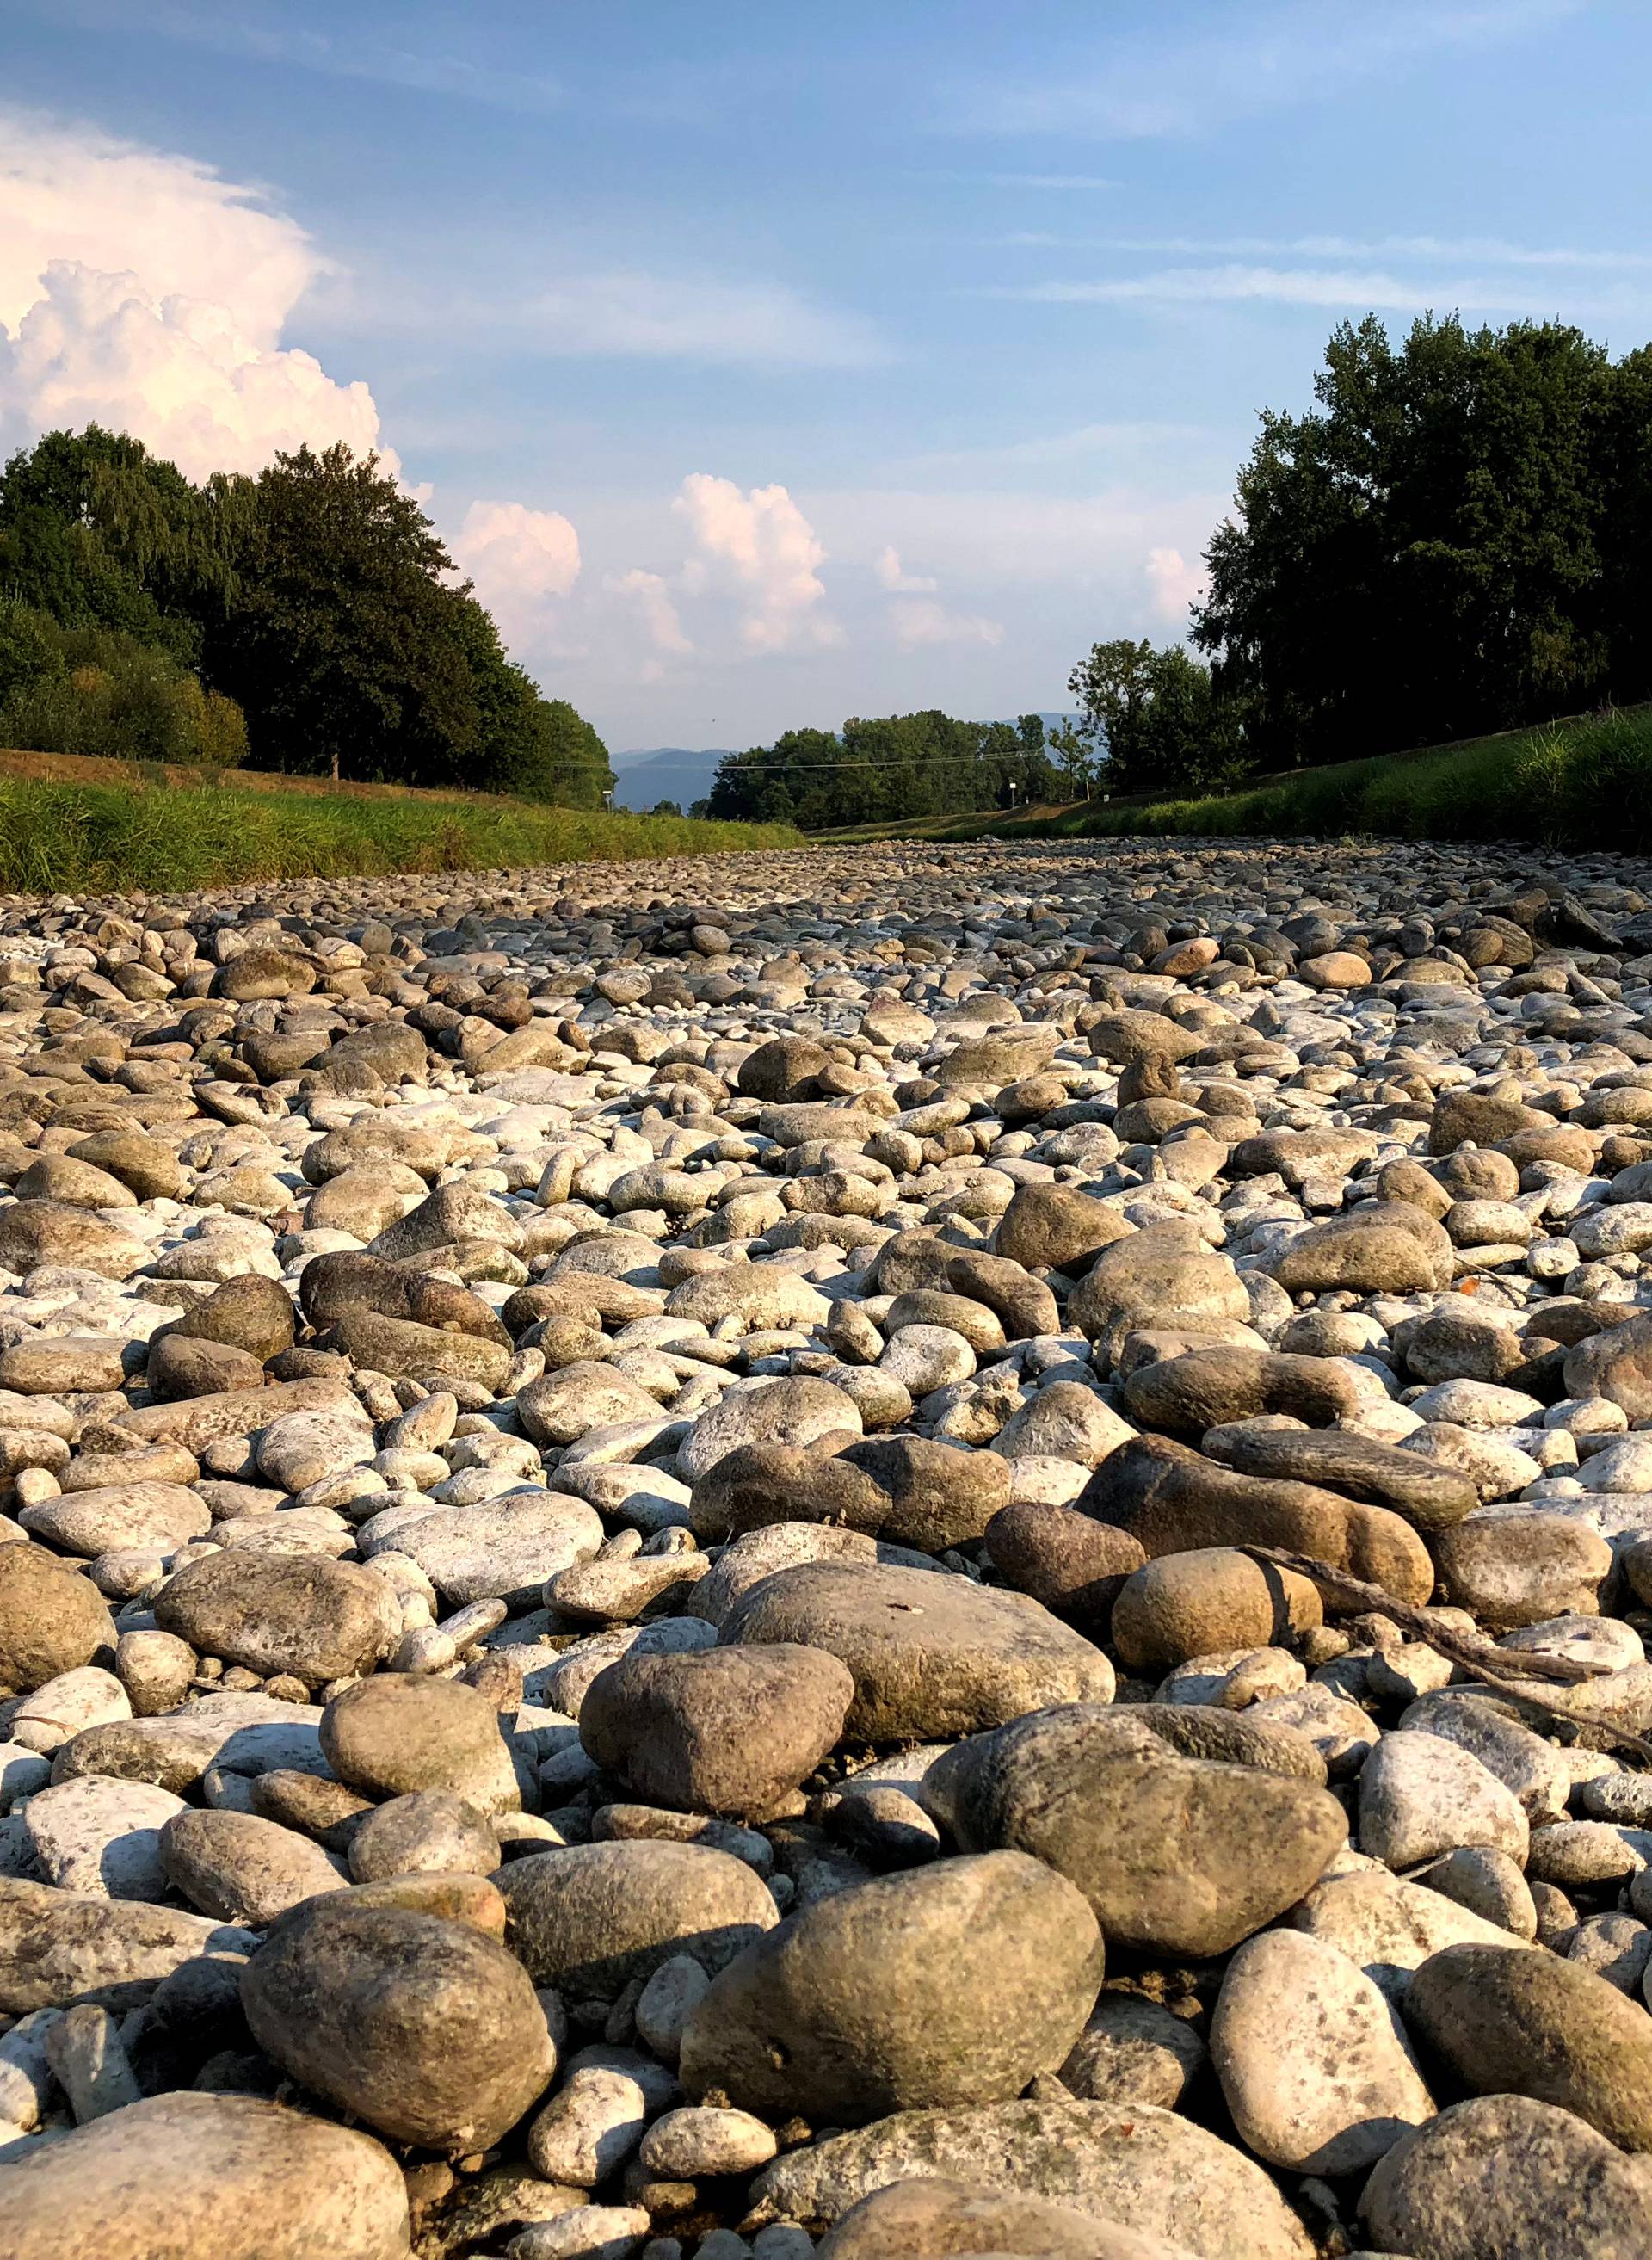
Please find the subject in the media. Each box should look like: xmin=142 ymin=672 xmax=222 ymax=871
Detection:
xmin=815 ymin=708 xmax=1652 ymax=854
xmin=0 ymin=770 xmax=802 ymax=894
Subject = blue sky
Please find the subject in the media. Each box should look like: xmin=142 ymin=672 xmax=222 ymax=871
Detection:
xmin=1 ymin=1 xmax=1649 ymax=750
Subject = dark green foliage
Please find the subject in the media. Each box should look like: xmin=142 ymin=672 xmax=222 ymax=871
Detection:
xmin=0 ymin=603 xmax=246 ymax=765
xmin=1196 ymin=313 xmax=1643 ymax=765
xmin=0 ymin=600 xmax=61 ymax=704
xmin=440 ymin=598 xmax=610 ymax=808
xmin=1599 ymin=345 xmax=1652 ymax=707
xmin=502 ymin=699 xmax=613 ymax=811
xmin=0 ymin=429 xmax=612 ymax=806
xmin=210 ymin=443 xmax=479 ymax=784
xmin=1058 ymin=312 xmax=1652 ymax=789
xmin=0 ymin=425 xmax=246 ymax=668
xmin=707 ymin=710 xmax=1058 ymax=829
xmin=1065 ymin=639 xmax=1242 ymax=796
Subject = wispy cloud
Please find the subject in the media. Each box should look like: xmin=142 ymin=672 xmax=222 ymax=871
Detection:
xmin=988 ymin=263 xmax=1641 ymax=318
xmin=941 ymin=2 xmax=1586 ymax=139
xmin=521 ymin=272 xmax=885 ymax=368
xmin=923 ymin=172 xmax=1119 ymax=190
xmin=326 ymin=259 xmax=885 ymax=372
xmin=873 ymin=546 xmax=937 ymax=593
xmin=808 ymin=485 xmax=1231 ymax=595
xmin=890 ymin=596 xmax=1003 ymax=650
xmin=909 ymin=422 xmax=1209 ymax=475
xmin=993 ymin=232 xmax=1652 ymax=272
xmin=18 ymin=2 xmax=564 ymax=116
xmin=983 ymin=174 xmax=1118 ymax=190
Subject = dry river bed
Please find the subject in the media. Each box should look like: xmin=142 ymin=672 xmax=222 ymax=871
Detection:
xmin=7 ymin=838 xmax=1652 ymax=2259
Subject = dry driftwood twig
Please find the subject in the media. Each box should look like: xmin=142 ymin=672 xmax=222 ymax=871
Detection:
xmin=1243 ymin=1540 xmax=1652 ymax=1767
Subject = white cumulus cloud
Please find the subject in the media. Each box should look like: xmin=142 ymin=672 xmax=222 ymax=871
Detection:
xmin=873 ymin=545 xmax=938 ymax=593
xmin=452 ymin=499 xmax=581 ymax=646
xmin=1145 ymin=545 xmax=1207 ymax=622
xmin=0 ymin=108 xmax=315 ymax=340
xmin=874 ymin=541 xmax=1000 ymax=647
xmin=1 ymin=260 xmax=385 ymax=481
xmin=607 ymin=567 xmax=693 ymax=657
xmin=0 ymin=108 xmax=391 ymax=479
xmin=672 ymin=474 xmax=841 ymax=651
xmin=890 ymin=596 xmax=1004 ymax=649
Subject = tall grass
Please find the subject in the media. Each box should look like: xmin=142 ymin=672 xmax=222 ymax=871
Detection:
xmin=916 ymin=709 xmax=1652 ymax=852
xmin=0 ymin=775 xmax=801 ymax=894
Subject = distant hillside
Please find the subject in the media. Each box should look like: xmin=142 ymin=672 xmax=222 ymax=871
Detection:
xmin=610 ymin=746 xmax=734 ymax=811
xmin=613 ymin=720 xmax=1071 ymax=813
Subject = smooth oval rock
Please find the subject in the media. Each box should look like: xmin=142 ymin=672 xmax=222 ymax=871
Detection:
xmin=926 ymin=1704 xmax=1345 ymax=1958
xmin=155 ymin=1552 xmax=399 ymax=1684
xmin=0 ymin=1545 xmax=115 ymax=1695
xmin=1211 ymin=1928 xmax=1434 ymax=2173
xmin=161 ymin=1807 xmax=344 ymax=1927
xmin=498 ymin=1840 xmax=778 ymax=2000
xmin=1403 ymin=1941 xmax=1652 ymax=2151
xmin=680 ymin=1850 xmax=1103 ymax=2124
xmin=320 ymin=1674 xmax=524 ymax=1815
xmin=579 ymin=1641 xmax=854 ymax=1819
xmin=1360 ymin=2092 xmax=1652 ymax=2260
xmin=754 ymin=2096 xmax=1313 ymax=2257
xmin=0 ymin=2090 xmax=411 ymax=2260
xmin=720 ymin=1562 xmax=1114 ymax=1741
xmin=242 ymin=1899 xmax=555 ymax=2152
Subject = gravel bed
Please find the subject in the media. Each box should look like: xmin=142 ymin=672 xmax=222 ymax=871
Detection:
xmin=2 ymin=837 xmax=1652 ymax=2260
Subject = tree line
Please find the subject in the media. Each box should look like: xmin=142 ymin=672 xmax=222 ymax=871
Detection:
xmin=703 ymin=711 xmax=1059 ymax=828
xmin=0 ymin=428 xmax=613 ymax=806
xmin=11 ymin=311 xmax=1643 ymax=825
xmin=1064 ymin=312 xmax=1652 ymax=797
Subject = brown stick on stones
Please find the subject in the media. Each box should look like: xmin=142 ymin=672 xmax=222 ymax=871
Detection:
xmin=1240 ymin=1542 xmax=1605 ymax=1684
xmin=1242 ymin=1541 xmax=1652 ymax=1768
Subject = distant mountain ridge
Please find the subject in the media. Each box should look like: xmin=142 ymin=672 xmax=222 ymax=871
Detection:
xmin=609 ymin=745 xmax=734 ymax=810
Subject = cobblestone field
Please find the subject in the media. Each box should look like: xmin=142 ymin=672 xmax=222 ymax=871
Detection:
xmin=3 ymin=837 xmax=1652 ymax=2260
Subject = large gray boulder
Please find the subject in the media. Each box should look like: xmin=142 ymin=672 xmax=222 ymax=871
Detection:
xmin=754 ymin=2096 xmax=1314 ymax=2258
xmin=243 ymin=1899 xmax=554 ymax=2153
xmin=0 ymin=1876 xmax=256 ymax=2013
xmin=498 ymin=1841 xmax=777 ymax=1999
xmin=320 ymin=1675 xmax=524 ymax=1815
xmin=0 ymin=2090 xmax=411 ymax=2260
xmin=924 ymin=1705 xmax=1344 ymax=1958
xmin=579 ymin=1642 xmax=854 ymax=1819
xmin=155 ymin=1553 xmax=398 ymax=1684
xmin=720 ymin=1563 xmax=1113 ymax=1741
xmin=1402 ymin=1942 xmax=1652 ymax=2151
xmin=1211 ymin=1929 xmax=1433 ymax=2174
xmin=818 ymin=2176 xmax=1200 ymax=2258
xmin=1360 ymin=2093 xmax=1652 ymax=2260
xmin=680 ymin=1851 xmax=1101 ymax=2123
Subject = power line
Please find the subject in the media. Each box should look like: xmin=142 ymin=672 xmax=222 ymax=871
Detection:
xmin=710 ymin=753 xmax=1061 ymax=774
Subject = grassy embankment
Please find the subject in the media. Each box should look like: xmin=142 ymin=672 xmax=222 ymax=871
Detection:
xmin=0 ymin=750 xmax=802 ymax=893
xmin=814 ymin=707 xmax=1652 ymax=852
